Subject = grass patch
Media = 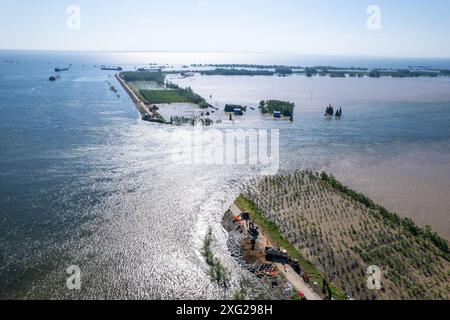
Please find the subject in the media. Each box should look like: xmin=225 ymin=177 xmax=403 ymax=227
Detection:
xmin=121 ymin=71 xmax=165 ymax=85
xmin=166 ymin=82 xmax=211 ymax=108
xmin=200 ymin=68 xmax=274 ymax=76
xmin=235 ymin=195 xmax=347 ymax=300
xmin=140 ymin=90 xmax=191 ymax=104
xmin=140 ymin=85 xmax=211 ymax=108
xmin=202 ymin=228 xmax=230 ymax=288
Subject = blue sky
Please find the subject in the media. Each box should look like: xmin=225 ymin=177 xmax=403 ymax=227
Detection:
xmin=0 ymin=0 xmax=450 ymax=58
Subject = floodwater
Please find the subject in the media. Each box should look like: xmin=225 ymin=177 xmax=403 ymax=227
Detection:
xmin=0 ymin=51 xmax=449 ymax=299
xmin=173 ymin=73 xmax=450 ymax=238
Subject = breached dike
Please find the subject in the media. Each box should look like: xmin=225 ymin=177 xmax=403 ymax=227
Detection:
xmin=117 ymin=71 xmax=217 ymax=125
xmin=222 ymin=200 xmax=323 ymax=300
xmin=115 ymin=73 xmax=165 ymax=124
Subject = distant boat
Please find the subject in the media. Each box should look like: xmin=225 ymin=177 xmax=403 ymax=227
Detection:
xmin=49 ymin=74 xmax=61 ymax=81
xmin=101 ymin=66 xmax=123 ymax=71
xmin=55 ymin=67 xmax=69 ymax=72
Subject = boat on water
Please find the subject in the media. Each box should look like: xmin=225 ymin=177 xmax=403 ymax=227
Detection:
xmin=49 ymin=74 xmax=61 ymax=81
xmin=101 ymin=66 xmax=123 ymax=71
xmin=55 ymin=67 xmax=69 ymax=72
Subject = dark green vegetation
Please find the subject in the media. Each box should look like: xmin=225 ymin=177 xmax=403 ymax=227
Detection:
xmin=157 ymin=63 xmax=450 ymax=79
xmin=121 ymin=71 xmax=211 ymax=108
xmin=202 ymin=228 xmax=230 ymax=287
xmin=204 ymin=63 xmax=292 ymax=69
xmin=169 ymin=116 xmax=214 ymax=126
xmin=325 ymin=105 xmax=342 ymax=117
xmin=302 ymin=67 xmax=447 ymax=78
xmin=165 ymin=82 xmax=211 ymax=108
xmin=141 ymin=114 xmax=166 ymax=124
xmin=259 ymin=100 xmax=295 ymax=117
xmin=275 ymin=67 xmax=293 ymax=75
xmin=305 ymin=67 xmax=318 ymax=77
xmin=368 ymin=69 xmax=441 ymax=78
xmin=140 ymin=85 xmax=210 ymax=107
xmin=140 ymin=90 xmax=191 ymax=104
xmin=121 ymin=71 xmax=165 ymax=85
xmin=120 ymin=71 xmax=215 ymax=126
xmin=200 ymin=68 xmax=274 ymax=76
xmin=243 ymin=171 xmax=450 ymax=300
xmin=195 ymin=64 xmax=450 ymax=79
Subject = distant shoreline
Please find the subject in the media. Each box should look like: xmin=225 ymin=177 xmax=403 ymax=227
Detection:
xmin=175 ymin=64 xmax=450 ymax=79
xmin=2 ymin=49 xmax=450 ymax=61
xmin=3 ymin=50 xmax=450 ymax=70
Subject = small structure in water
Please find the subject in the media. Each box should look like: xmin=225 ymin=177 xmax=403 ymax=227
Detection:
xmin=101 ymin=66 xmax=123 ymax=71
xmin=325 ymin=105 xmax=343 ymax=118
xmin=325 ymin=104 xmax=334 ymax=116
xmin=273 ymin=111 xmax=281 ymax=118
xmin=225 ymin=104 xmax=246 ymax=114
xmin=49 ymin=74 xmax=61 ymax=81
xmin=109 ymin=85 xmax=118 ymax=93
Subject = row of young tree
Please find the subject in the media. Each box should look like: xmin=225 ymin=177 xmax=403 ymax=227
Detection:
xmin=121 ymin=71 xmax=165 ymax=85
xmin=166 ymin=81 xmax=211 ymax=108
xmin=319 ymin=172 xmax=450 ymax=257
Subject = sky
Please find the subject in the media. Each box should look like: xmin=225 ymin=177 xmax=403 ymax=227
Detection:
xmin=0 ymin=0 xmax=450 ymax=58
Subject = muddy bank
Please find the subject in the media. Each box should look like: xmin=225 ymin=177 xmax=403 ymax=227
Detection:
xmin=222 ymin=209 xmax=295 ymax=300
xmin=222 ymin=205 xmax=323 ymax=300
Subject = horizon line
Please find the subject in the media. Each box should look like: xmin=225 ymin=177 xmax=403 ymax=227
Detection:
xmin=1 ymin=48 xmax=450 ymax=61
